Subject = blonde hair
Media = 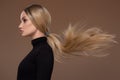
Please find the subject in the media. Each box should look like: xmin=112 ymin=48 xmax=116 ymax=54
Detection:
xmin=24 ymin=4 xmax=118 ymax=63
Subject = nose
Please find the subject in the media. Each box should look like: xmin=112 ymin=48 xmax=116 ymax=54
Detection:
xmin=18 ymin=23 xmax=23 ymax=29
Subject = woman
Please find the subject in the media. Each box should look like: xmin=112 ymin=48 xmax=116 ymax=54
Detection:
xmin=17 ymin=4 xmax=117 ymax=80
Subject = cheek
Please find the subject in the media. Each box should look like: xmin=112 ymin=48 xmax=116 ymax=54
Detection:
xmin=23 ymin=23 xmax=37 ymax=36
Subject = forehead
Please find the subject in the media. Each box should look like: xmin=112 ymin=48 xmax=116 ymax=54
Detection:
xmin=20 ymin=11 xmax=27 ymax=19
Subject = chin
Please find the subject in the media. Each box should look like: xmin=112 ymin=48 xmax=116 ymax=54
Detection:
xmin=21 ymin=34 xmax=29 ymax=37
xmin=21 ymin=33 xmax=32 ymax=37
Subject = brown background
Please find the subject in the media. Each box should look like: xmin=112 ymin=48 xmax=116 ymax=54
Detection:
xmin=0 ymin=0 xmax=120 ymax=80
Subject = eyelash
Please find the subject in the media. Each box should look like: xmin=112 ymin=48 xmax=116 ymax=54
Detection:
xmin=22 ymin=19 xmax=27 ymax=23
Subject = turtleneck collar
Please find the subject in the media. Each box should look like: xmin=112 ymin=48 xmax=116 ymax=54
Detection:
xmin=31 ymin=36 xmax=47 ymax=47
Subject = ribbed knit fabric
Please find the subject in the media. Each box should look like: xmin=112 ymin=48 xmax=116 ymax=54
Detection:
xmin=17 ymin=36 xmax=54 ymax=80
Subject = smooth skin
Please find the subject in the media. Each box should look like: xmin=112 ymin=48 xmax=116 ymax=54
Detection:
xmin=18 ymin=11 xmax=45 ymax=39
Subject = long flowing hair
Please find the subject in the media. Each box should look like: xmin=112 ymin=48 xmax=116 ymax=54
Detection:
xmin=24 ymin=4 xmax=118 ymax=62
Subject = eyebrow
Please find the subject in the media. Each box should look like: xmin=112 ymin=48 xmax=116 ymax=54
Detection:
xmin=20 ymin=16 xmax=26 ymax=21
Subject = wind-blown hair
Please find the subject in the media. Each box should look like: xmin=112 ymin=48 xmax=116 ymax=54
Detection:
xmin=24 ymin=4 xmax=117 ymax=63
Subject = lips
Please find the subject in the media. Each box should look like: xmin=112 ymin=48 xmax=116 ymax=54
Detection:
xmin=19 ymin=29 xmax=23 ymax=33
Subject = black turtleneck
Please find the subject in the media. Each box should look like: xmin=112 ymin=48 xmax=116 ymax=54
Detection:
xmin=17 ymin=37 xmax=54 ymax=80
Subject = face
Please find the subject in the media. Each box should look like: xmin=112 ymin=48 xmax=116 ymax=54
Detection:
xmin=18 ymin=11 xmax=38 ymax=37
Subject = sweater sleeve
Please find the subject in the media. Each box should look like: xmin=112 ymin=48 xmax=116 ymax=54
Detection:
xmin=35 ymin=48 xmax=54 ymax=80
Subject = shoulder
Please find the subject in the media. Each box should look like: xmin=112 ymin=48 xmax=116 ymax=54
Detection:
xmin=36 ymin=43 xmax=53 ymax=56
xmin=35 ymin=43 xmax=54 ymax=62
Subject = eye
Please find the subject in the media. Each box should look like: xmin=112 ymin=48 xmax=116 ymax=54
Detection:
xmin=22 ymin=18 xmax=27 ymax=23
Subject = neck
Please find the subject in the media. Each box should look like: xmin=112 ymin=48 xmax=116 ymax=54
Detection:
xmin=31 ymin=30 xmax=46 ymax=40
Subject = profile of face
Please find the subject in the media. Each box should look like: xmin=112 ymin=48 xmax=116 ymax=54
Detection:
xmin=18 ymin=11 xmax=39 ymax=37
